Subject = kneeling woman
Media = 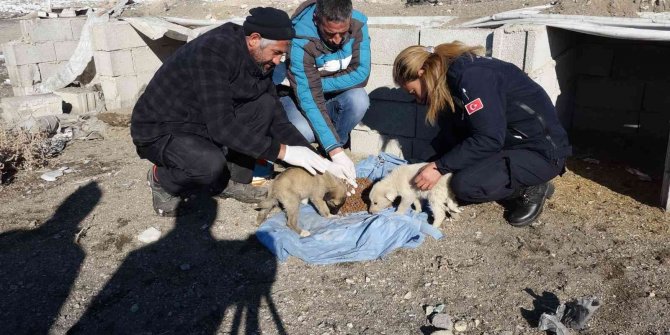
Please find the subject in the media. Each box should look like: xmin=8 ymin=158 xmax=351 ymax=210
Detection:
xmin=393 ymin=42 xmax=572 ymax=227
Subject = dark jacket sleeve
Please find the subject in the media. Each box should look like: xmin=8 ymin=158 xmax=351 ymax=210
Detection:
xmin=189 ymin=46 xmax=281 ymax=161
xmin=435 ymin=67 xmax=507 ymax=173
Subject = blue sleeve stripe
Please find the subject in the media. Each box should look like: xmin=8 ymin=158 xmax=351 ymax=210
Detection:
xmin=291 ymin=39 xmax=339 ymax=149
xmin=321 ymin=20 xmax=371 ymax=92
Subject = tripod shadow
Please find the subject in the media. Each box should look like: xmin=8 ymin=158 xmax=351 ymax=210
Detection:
xmin=69 ymin=195 xmax=285 ymax=335
xmin=0 ymin=182 xmax=102 ymax=334
xmin=520 ymin=288 xmax=561 ymax=328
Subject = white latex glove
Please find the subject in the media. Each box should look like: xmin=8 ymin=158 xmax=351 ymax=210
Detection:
xmin=282 ymin=145 xmax=330 ymax=175
xmin=328 ymin=151 xmax=358 ymax=191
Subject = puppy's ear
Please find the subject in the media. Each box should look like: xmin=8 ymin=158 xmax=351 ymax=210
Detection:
xmin=384 ymin=191 xmax=396 ymax=201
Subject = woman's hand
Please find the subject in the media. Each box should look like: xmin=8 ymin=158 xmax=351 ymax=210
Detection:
xmin=414 ymin=162 xmax=442 ymax=191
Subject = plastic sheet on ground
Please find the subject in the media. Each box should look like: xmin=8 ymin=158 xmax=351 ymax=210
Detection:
xmin=255 ymin=153 xmax=442 ymax=264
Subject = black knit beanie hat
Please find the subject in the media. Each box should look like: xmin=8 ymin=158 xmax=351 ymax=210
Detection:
xmin=243 ymin=7 xmax=295 ymax=40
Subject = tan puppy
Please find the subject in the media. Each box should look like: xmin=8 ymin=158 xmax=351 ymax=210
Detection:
xmin=256 ymin=168 xmax=348 ymax=236
xmin=368 ymin=163 xmax=461 ymax=227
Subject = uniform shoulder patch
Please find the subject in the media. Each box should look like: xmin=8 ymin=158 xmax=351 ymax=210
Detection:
xmin=465 ymin=98 xmax=484 ymax=115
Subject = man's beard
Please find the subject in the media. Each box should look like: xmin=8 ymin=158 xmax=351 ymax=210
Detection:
xmin=253 ymin=48 xmax=274 ymax=75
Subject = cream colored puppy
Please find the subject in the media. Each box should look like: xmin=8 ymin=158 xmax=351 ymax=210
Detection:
xmin=368 ymin=163 xmax=461 ymax=227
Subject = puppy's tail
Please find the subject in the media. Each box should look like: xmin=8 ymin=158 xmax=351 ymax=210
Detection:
xmin=256 ymin=198 xmax=278 ymax=225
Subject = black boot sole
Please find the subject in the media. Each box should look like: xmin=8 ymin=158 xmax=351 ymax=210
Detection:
xmin=508 ymin=183 xmax=555 ymax=227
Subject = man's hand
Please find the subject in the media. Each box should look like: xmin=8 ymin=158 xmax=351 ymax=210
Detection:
xmin=327 ymin=149 xmax=358 ymax=192
xmin=414 ymin=162 xmax=442 ymax=191
xmin=280 ymin=145 xmax=330 ymax=175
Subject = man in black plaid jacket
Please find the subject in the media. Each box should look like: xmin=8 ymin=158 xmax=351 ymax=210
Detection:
xmin=131 ymin=7 xmax=332 ymax=216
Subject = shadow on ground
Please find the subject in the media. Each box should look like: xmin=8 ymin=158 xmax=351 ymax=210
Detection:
xmin=0 ymin=182 xmax=101 ymax=334
xmin=68 ymin=195 xmax=285 ymax=335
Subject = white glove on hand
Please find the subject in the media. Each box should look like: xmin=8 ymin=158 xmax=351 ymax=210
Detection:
xmin=328 ymin=151 xmax=358 ymax=192
xmin=282 ymin=145 xmax=330 ymax=175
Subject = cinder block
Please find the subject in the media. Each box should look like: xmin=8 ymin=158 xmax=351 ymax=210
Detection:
xmin=577 ymin=44 xmax=614 ymax=77
xmin=412 ymin=138 xmax=437 ymax=161
xmin=91 ymin=21 xmax=147 ymax=51
xmin=529 ymin=61 xmax=560 ymax=105
xmin=136 ymin=71 xmax=156 ymax=91
xmin=0 ymin=94 xmax=62 ymax=124
xmin=639 ymin=111 xmax=670 ymax=139
xmin=2 ymin=41 xmax=56 ymax=66
xmin=525 ymin=26 xmax=553 ymax=74
xmin=350 ymin=128 xmax=412 ymax=159
xmin=12 ymin=86 xmax=37 ymax=97
xmin=38 ymin=61 xmax=67 ymax=81
xmin=366 ymin=64 xmax=414 ymax=102
xmin=22 ymin=18 xmax=74 ymax=42
xmin=361 ymin=99 xmax=416 ymax=137
xmin=6 ymin=64 xmax=40 ymax=87
xmin=575 ymin=76 xmax=644 ymax=111
xmin=94 ymin=50 xmax=136 ymax=76
xmin=53 ymin=87 xmax=101 ymax=114
xmin=611 ymin=45 xmax=670 ymax=81
xmin=19 ymin=19 xmax=33 ymax=40
xmin=571 ymin=107 xmax=638 ymax=135
xmin=100 ymin=75 xmax=140 ymax=110
xmin=70 ymin=18 xmax=86 ymax=39
xmin=491 ymin=25 xmax=526 ymax=70
xmin=415 ymin=105 xmax=441 ymax=140
xmin=420 ymin=28 xmax=493 ymax=55
xmin=54 ymin=40 xmax=79 ymax=61
xmin=351 ymin=129 xmax=382 ymax=157
xmin=380 ymin=134 xmax=413 ymax=158
xmin=643 ymin=82 xmax=670 ymax=112
xmin=131 ymin=46 xmax=162 ymax=74
xmin=368 ymin=27 xmax=420 ymax=65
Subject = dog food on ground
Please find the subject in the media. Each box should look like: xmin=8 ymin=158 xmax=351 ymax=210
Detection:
xmin=339 ymin=178 xmax=374 ymax=214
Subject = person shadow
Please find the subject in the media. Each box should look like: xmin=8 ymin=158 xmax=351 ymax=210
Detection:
xmin=0 ymin=182 xmax=102 ymax=335
xmin=68 ymin=195 xmax=286 ymax=335
xmin=520 ymin=288 xmax=561 ymax=328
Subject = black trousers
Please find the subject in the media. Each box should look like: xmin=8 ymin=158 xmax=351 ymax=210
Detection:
xmin=136 ymin=94 xmax=280 ymax=196
xmin=450 ymin=149 xmax=564 ymax=203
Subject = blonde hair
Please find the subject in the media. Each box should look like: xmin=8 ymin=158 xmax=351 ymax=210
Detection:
xmin=392 ymin=41 xmax=485 ymax=125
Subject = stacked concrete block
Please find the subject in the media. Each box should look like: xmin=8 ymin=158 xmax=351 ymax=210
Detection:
xmin=90 ymin=20 xmax=182 ymax=110
xmin=0 ymin=94 xmax=62 ymax=124
xmin=491 ymin=25 xmax=527 ymax=70
xmin=420 ymin=28 xmax=493 ymax=54
xmin=3 ymin=17 xmax=89 ymax=96
xmin=54 ymin=87 xmax=102 ymax=114
xmin=368 ymin=27 xmax=420 ymax=65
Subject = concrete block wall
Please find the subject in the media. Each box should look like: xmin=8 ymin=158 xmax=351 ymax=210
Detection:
xmin=90 ymin=20 xmax=183 ymax=110
xmin=355 ymin=26 xmax=494 ymax=161
xmin=2 ymin=17 xmax=88 ymax=96
xmin=572 ymin=35 xmax=670 ymax=140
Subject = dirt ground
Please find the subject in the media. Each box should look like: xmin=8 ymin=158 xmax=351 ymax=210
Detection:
xmin=1 ymin=1 xmax=670 ymax=334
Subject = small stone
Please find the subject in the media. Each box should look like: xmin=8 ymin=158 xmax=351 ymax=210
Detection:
xmin=240 ymin=4 xmax=248 ymax=9
xmin=648 ymin=291 xmax=656 ymax=298
xmin=431 ymin=313 xmax=452 ymax=330
xmin=424 ymin=282 xmax=432 ymax=287
xmin=347 ymin=323 xmax=353 ymax=328
xmin=474 ymin=319 xmax=481 ymax=327
xmin=130 ymin=304 xmax=139 ymax=313
xmin=180 ymin=263 xmax=191 ymax=271
xmin=40 ymin=169 xmax=64 ymax=182
xmin=425 ymin=305 xmax=435 ymax=316
xmin=138 ymin=227 xmax=161 ymax=243
xmin=454 ymin=320 xmax=467 ymax=332
xmin=365 ymin=276 xmax=371 ymax=283
xmin=434 ymin=304 xmax=446 ymax=313
xmin=475 ymin=231 xmax=482 ymax=239
xmin=403 ymin=291 xmax=412 ymax=299
xmin=345 ymin=278 xmax=355 ymax=284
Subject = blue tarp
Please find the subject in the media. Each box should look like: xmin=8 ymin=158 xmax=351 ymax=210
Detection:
xmin=256 ymin=153 xmax=442 ymax=264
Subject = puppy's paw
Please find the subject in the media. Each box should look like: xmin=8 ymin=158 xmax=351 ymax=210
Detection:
xmin=449 ymin=212 xmax=460 ymax=221
xmin=299 ymin=230 xmax=312 ymax=238
xmin=453 ymin=206 xmax=463 ymax=213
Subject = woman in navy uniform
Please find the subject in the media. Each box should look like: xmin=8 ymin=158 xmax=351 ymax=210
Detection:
xmin=392 ymin=42 xmax=571 ymax=227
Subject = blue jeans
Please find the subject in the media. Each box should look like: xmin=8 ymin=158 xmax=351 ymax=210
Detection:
xmin=280 ymin=87 xmax=370 ymax=147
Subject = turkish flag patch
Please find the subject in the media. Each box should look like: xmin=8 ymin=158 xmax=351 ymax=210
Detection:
xmin=465 ymin=98 xmax=484 ymax=115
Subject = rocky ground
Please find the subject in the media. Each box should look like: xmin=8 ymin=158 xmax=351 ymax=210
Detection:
xmin=1 ymin=1 xmax=670 ymax=334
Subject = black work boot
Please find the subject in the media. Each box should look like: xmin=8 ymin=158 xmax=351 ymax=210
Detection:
xmin=147 ymin=167 xmax=182 ymax=217
xmin=218 ymin=180 xmax=268 ymax=204
xmin=504 ymin=182 xmax=555 ymax=227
